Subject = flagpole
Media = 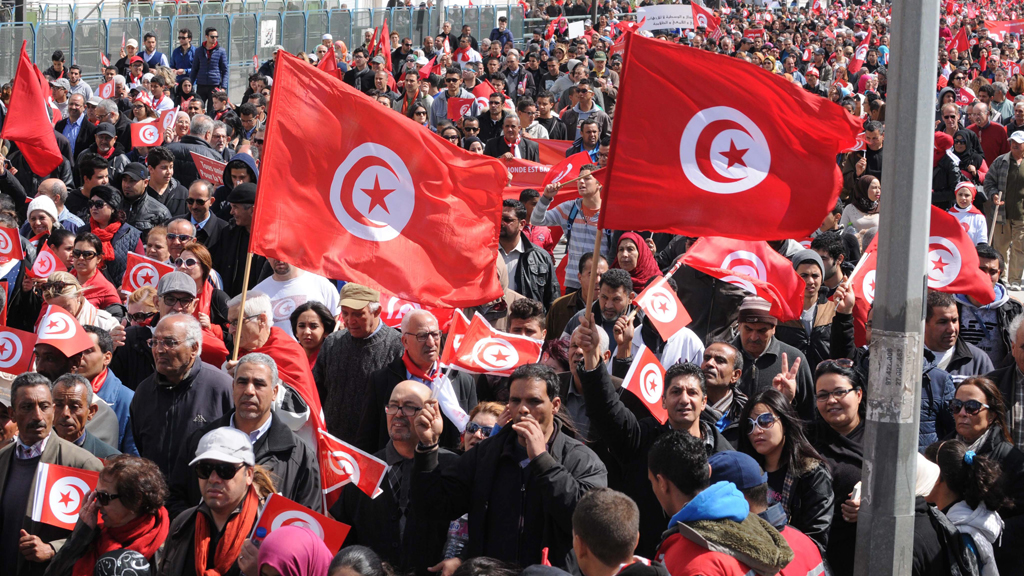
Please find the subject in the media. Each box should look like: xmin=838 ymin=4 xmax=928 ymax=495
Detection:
xmin=583 ymin=227 xmax=604 ymax=324
xmin=231 ymin=252 xmax=254 ymax=362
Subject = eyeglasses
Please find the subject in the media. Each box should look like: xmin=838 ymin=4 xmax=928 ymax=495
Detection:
xmin=490 ymin=100 xmax=503 ymax=106
xmin=161 ymin=294 xmax=195 ymax=307
xmin=72 ymin=249 xmax=98 ymax=259
xmin=128 ymin=311 xmax=157 ymax=323
xmin=404 ymin=330 xmax=441 ymax=343
xmin=954 ymin=139 xmax=967 ymax=144
xmin=747 ymin=412 xmax=778 ymax=434
xmin=195 ymin=460 xmax=244 ymax=480
xmin=88 ymin=199 xmax=108 ymax=209
xmin=178 ymin=36 xmax=189 ymax=40
xmin=227 ymin=314 xmax=260 ymax=328
xmin=167 ymin=234 xmax=194 ymax=242
xmin=94 ymin=491 xmax=120 ymax=506
xmin=147 ymin=337 xmax=184 ymax=349
xmin=384 ymin=405 xmax=423 ymax=417
xmin=444 ymin=134 xmax=460 ymax=142
xmin=949 ymin=398 xmax=990 ymax=415
xmin=445 ymin=77 xmax=460 ymax=83
xmin=174 ymin=257 xmax=199 ymax=268
xmin=944 ymin=114 xmax=959 ymax=120
xmin=464 ymin=126 xmax=479 ymax=132
xmin=815 ymin=388 xmax=857 ymax=403
xmin=953 ymin=76 xmax=964 ymax=80
xmin=253 ymin=138 xmax=265 ymax=144
xmin=414 ymin=111 xmax=428 ymax=116
xmin=466 ymin=422 xmax=493 ymax=436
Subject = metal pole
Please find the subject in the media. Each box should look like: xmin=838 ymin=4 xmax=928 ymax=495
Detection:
xmin=854 ymin=0 xmax=940 ymax=574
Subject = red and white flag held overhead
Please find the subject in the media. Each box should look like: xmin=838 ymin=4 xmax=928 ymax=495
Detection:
xmin=599 ymin=34 xmax=860 ymax=241
xmin=131 ymin=122 xmax=164 ymax=147
xmin=122 ymin=253 xmax=175 ymax=293
xmin=31 ymin=463 xmax=99 ymax=530
xmin=97 ymin=79 xmax=116 ymax=99
xmin=927 ymin=206 xmax=996 ymax=304
xmin=252 ymin=494 xmax=351 ymax=553
xmin=0 ymin=326 xmax=37 ymax=374
xmin=542 ymin=151 xmax=593 ymax=190
xmin=449 ymin=314 xmax=543 ymax=376
xmin=319 ymin=428 xmax=388 ymax=509
xmin=27 ymin=242 xmax=61 ymax=279
xmin=376 ymin=289 xmax=456 ymax=332
xmin=947 ymin=26 xmax=970 ymax=53
xmin=633 ymin=275 xmax=692 ymax=342
xmin=0 ymin=227 xmax=25 ymax=265
xmin=159 ymin=106 xmax=179 ymax=134
xmin=37 ymin=305 xmax=95 ymax=357
xmin=680 ymin=238 xmax=806 ymax=322
xmin=100 ymin=53 xmax=110 ymax=67
xmin=621 ymin=345 xmax=669 ymax=424
xmin=847 ymin=28 xmax=872 ymax=74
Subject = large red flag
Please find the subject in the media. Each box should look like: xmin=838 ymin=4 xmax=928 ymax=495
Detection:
xmin=928 ymin=206 xmax=996 ymax=304
xmin=0 ymin=42 xmax=63 ymax=176
xmin=680 ymin=237 xmax=806 ymax=322
xmin=37 ymin=305 xmax=95 ymax=357
xmin=252 ymin=494 xmax=351 ymax=553
xmin=847 ymin=29 xmax=872 ymax=74
xmin=600 ymin=34 xmax=860 ymax=241
xmin=31 ymin=463 xmax=99 ymax=530
xmin=250 ymin=52 xmax=506 ymax=308
xmin=947 ymin=26 xmax=970 ymax=53
xmin=621 ymin=345 xmax=668 ymax=424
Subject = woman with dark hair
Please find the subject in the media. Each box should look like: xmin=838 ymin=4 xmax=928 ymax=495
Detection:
xmin=611 ymin=231 xmax=661 ymax=291
xmin=72 ymin=232 xmax=121 ymax=310
xmin=83 ymin=185 xmax=143 ymax=288
xmin=175 ymin=241 xmax=229 ymax=333
xmin=290 ymin=301 xmax=337 ymax=367
xmin=738 ymin=388 xmax=833 ymax=551
xmin=807 ymin=360 xmax=866 ymax=576
xmin=928 ymin=439 xmax=1006 ymax=576
xmin=439 ymin=124 xmax=463 ymax=147
xmin=840 ymin=175 xmax=881 ymax=236
xmin=951 ymin=129 xmax=988 ymax=186
xmin=329 ymin=545 xmax=392 ymax=576
xmin=44 ymin=455 xmax=170 ymax=576
xmin=407 ymin=102 xmax=431 ymax=128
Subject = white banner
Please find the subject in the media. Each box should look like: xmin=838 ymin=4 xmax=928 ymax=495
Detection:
xmin=637 ymin=5 xmax=693 ymax=31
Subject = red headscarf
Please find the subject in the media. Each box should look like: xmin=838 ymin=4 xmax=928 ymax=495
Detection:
xmin=612 ymin=232 xmax=661 ymax=290
xmin=934 ymin=131 xmax=954 ymax=166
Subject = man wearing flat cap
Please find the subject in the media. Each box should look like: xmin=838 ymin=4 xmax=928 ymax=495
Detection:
xmin=731 ymin=295 xmax=815 ymax=420
xmin=313 ymin=283 xmax=403 ymax=444
xmin=210 ymin=182 xmax=266 ymax=297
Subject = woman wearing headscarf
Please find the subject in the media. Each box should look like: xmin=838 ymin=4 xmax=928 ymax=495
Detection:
xmin=840 ymin=175 xmax=880 ymax=236
xmin=463 ymin=136 xmax=485 ymax=154
xmin=611 ymin=232 xmax=660 ymax=291
xmin=258 ymin=525 xmax=332 ymax=576
xmin=952 ymin=128 xmax=988 ymax=187
xmin=174 ymin=77 xmax=196 ymax=106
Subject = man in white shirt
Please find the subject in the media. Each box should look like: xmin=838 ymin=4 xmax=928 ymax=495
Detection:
xmin=253 ymin=258 xmax=340 ymax=338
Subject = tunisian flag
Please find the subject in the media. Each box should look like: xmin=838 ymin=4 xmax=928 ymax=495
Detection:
xmin=319 ymin=428 xmax=388 ymax=509
xmin=0 ymin=326 xmax=37 ymax=374
xmin=31 ymin=463 xmax=99 ymax=530
xmin=849 ymin=238 xmax=877 ymax=348
xmin=681 ymin=237 xmax=806 ymax=322
xmin=928 ymin=206 xmax=995 ymax=304
xmin=947 ymin=26 xmax=970 ymax=53
xmin=449 ymin=313 xmax=543 ymax=376
xmin=1 ymin=42 xmax=64 ymax=176
xmin=600 ymin=34 xmax=860 ymax=241
xmin=847 ymin=28 xmax=872 ymax=74
xmin=633 ymin=275 xmax=692 ymax=341
xmin=26 ymin=242 xmax=61 ymax=279
xmin=621 ymin=346 xmax=668 ymax=424
xmin=251 ymin=52 xmax=507 ymax=308
xmin=122 ymin=252 xmax=175 ymax=292
xmin=37 ymin=305 xmax=95 ymax=357
xmin=253 ymin=494 xmax=351 ymax=553
xmin=0 ymin=227 xmax=25 ymax=265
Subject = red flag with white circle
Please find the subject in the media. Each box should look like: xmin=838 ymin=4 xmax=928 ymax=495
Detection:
xmin=621 ymin=345 xmax=668 ymax=424
xmin=121 ymin=252 xmax=175 ymax=293
xmin=928 ymin=206 xmax=995 ymax=304
xmin=450 ymin=314 xmax=543 ymax=376
xmin=847 ymin=28 xmax=872 ymax=74
xmin=633 ymin=276 xmax=692 ymax=342
xmin=97 ymin=80 xmax=115 ymax=99
xmin=439 ymin=309 xmax=471 ymax=366
xmin=252 ymin=494 xmax=351 ymax=553
xmin=131 ymin=122 xmax=164 ymax=147
xmin=37 ymin=305 xmax=95 ymax=357
xmin=849 ymin=243 xmax=877 ymax=348
xmin=599 ymin=34 xmax=860 ymax=240
xmin=377 ymin=289 xmax=456 ymax=333
xmin=0 ymin=226 xmax=25 ymax=265
xmin=447 ymin=97 xmax=475 ymax=122
xmin=160 ymin=107 xmax=179 ymax=134
xmin=26 ymin=242 xmax=61 ymax=279
xmin=31 ymin=463 xmax=99 ymax=530
xmin=318 ymin=428 xmax=388 ymax=509
xmin=0 ymin=326 xmax=37 ymax=374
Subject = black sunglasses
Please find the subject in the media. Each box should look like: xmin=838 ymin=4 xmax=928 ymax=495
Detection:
xmin=88 ymin=199 xmax=108 ymax=209
xmin=128 ymin=311 xmax=157 ymax=323
xmin=94 ymin=491 xmax=120 ymax=506
xmin=949 ymin=398 xmax=989 ymax=415
xmin=466 ymin=422 xmax=493 ymax=436
xmin=185 ymin=197 xmax=207 ymax=205
xmin=195 ymin=461 xmax=245 ymax=480
xmin=72 ymin=249 xmax=98 ymax=259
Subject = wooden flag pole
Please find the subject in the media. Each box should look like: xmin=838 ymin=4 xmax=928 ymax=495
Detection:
xmin=231 ymin=252 xmax=254 ymax=362
xmin=583 ymin=228 xmax=604 ymax=324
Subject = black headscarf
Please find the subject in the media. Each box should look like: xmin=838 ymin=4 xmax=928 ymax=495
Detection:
xmin=462 ymin=135 xmax=483 ymax=151
xmin=952 ymin=128 xmax=985 ymax=170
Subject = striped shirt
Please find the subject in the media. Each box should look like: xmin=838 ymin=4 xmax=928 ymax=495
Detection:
xmin=531 ymin=195 xmax=609 ymax=290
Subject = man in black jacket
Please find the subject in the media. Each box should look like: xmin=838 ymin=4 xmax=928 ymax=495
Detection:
xmin=167 ymin=353 xmax=320 ymax=518
xmin=187 ymin=179 xmax=228 ymax=250
xmin=129 ymin=313 xmax=233 ymax=475
xmin=332 ymin=380 xmax=458 ymax=576
xmin=575 ymin=315 xmax=733 ymax=557
xmin=119 ymin=162 xmax=172 ymax=236
xmin=476 ymin=92 xmax=510 ymax=143
xmin=500 ymin=199 xmax=559 ymax=309
xmin=357 ymin=309 xmax=476 ymax=452
xmin=210 ymin=183 xmax=268 ymax=297
xmin=484 ymin=114 xmax=540 ymax=161
xmin=412 ymin=363 xmax=607 ymax=569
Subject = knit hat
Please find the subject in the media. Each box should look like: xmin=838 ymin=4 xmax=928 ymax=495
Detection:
xmin=90 ymin=185 xmax=120 ymax=209
xmin=27 ymin=196 xmax=59 ymax=224
xmin=792 ymin=249 xmax=824 ymax=276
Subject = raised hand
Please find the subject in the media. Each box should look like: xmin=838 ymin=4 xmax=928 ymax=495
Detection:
xmin=771 ymin=352 xmax=800 ymax=403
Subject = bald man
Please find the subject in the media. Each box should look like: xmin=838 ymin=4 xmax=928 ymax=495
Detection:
xmin=330 ymin=380 xmax=460 ymax=576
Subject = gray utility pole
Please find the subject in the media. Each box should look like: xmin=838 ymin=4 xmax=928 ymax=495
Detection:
xmin=855 ymin=0 xmax=940 ymax=574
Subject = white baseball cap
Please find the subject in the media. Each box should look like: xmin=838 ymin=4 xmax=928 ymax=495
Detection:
xmin=322 ymin=33 xmax=333 ymax=41
xmin=126 ymin=39 xmax=139 ymax=48
xmin=1011 ymin=131 xmax=1024 ymax=144
xmin=189 ymin=427 xmax=255 ymax=466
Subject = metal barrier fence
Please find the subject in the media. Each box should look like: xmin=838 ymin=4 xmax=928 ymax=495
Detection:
xmin=1 ymin=3 xmax=518 ymax=102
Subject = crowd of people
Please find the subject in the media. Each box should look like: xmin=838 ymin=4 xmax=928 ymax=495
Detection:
xmin=1 ymin=0 xmax=1024 ymax=575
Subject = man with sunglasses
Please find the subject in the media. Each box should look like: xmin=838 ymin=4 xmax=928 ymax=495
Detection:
xmin=185 ymin=180 xmax=227 ymax=250
xmin=0 ymin=373 xmax=102 ymax=573
xmin=71 ymin=325 xmax=137 ymax=456
xmin=331 ymin=380 xmax=458 ymax=574
xmin=159 ymin=427 xmax=260 ymax=576
xmin=165 ymin=218 xmax=197 ymax=262
xmin=430 ymin=65 xmax=479 ymax=131
xmin=358 ymin=309 xmax=476 ymax=452
xmin=169 ymin=353 xmax=321 ymax=518
xmin=130 ymin=313 xmax=233 ymax=475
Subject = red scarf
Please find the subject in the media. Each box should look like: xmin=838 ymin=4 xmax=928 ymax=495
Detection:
xmin=402 ymin=350 xmax=440 ymax=381
xmin=72 ymin=507 xmax=170 ymax=576
xmin=96 ymin=145 xmax=116 ymax=160
xmin=90 ymin=368 xmax=108 ymax=394
xmin=89 ymin=218 xmax=122 ymax=262
xmin=194 ymin=488 xmax=258 ymax=576
xmin=204 ymin=41 xmax=220 ymax=59
xmin=504 ymin=135 xmax=521 ymax=155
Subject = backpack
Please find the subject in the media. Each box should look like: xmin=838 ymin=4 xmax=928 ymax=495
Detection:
xmin=564 ymin=198 xmax=613 ymax=249
xmin=926 ymin=503 xmax=981 ymax=576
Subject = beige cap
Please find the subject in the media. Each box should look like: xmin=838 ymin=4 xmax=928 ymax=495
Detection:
xmin=340 ymin=283 xmax=380 ymax=310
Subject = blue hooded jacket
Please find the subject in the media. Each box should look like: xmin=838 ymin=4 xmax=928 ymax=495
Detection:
xmin=668 ymin=481 xmax=750 ymax=528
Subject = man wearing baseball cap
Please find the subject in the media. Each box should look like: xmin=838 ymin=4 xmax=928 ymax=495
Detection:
xmin=803 ymin=67 xmax=828 ymax=97
xmin=732 ymin=296 xmax=815 ymax=420
xmin=210 ymin=182 xmax=267 ymax=297
xmin=49 ymin=78 xmax=71 ymax=119
xmin=119 ymin=162 xmax=171 ymax=235
xmin=159 ymin=427 xmax=262 ymax=575
xmin=709 ymin=451 xmax=826 ymax=573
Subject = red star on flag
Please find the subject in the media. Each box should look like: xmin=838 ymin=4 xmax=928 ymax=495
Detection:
xmin=719 ymin=140 xmax=748 ymax=169
xmin=362 ymin=175 xmax=395 ymax=215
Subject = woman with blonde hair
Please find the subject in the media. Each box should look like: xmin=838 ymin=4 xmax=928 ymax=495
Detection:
xmin=175 ymin=241 xmax=229 ymax=333
xmin=39 ymin=271 xmax=120 ymax=331
xmin=126 ymin=285 xmax=158 ymax=327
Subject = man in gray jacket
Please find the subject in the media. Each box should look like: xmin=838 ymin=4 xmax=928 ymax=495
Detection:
xmin=430 ymin=65 xmax=480 ymax=130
